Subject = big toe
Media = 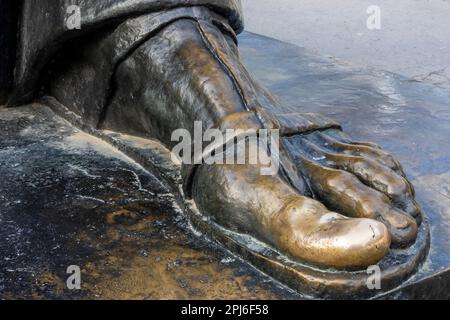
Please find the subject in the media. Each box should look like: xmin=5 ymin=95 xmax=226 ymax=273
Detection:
xmin=276 ymin=198 xmax=391 ymax=269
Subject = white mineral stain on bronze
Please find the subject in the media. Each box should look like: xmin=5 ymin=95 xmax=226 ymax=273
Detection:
xmin=319 ymin=212 xmax=341 ymax=224
xmin=103 ymin=130 xmax=183 ymax=167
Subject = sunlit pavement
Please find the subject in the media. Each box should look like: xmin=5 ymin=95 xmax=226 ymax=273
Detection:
xmin=242 ymin=0 xmax=450 ymax=89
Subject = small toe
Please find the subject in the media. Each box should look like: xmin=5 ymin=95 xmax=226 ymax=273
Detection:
xmin=378 ymin=208 xmax=418 ymax=248
xmin=306 ymin=131 xmax=406 ymax=176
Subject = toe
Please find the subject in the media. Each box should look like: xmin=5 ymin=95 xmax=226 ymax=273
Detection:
xmin=323 ymin=128 xmax=384 ymax=150
xmin=378 ymin=208 xmax=418 ymax=247
xmin=307 ymin=131 xmax=406 ymax=176
xmin=276 ymin=197 xmax=391 ymax=268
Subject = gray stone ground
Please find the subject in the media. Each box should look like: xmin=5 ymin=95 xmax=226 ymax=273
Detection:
xmin=242 ymin=0 xmax=450 ymax=89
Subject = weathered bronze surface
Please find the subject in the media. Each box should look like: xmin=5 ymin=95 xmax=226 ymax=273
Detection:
xmin=1 ymin=31 xmax=449 ymax=299
xmin=1 ymin=0 xmax=446 ymax=299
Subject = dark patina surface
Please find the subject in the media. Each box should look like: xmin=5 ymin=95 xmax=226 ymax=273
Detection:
xmin=0 ymin=33 xmax=449 ymax=299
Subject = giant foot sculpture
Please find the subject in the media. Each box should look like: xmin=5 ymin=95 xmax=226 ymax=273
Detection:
xmin=9 ymin=1 xmax=429 ymax=298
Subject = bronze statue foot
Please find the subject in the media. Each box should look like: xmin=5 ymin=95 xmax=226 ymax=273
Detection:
xmin=188 ymin=115 xmax=418 ymax=268
xmin=45 ymin=10 xmax=422 ymax=270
